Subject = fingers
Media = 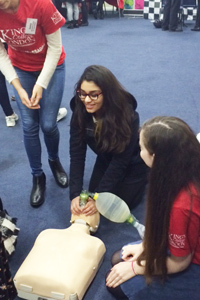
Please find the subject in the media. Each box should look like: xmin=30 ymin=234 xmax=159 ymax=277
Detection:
xmin=121 ymin=247 xmax=132 ymax=260
xmin=106 ymin=261 xmax=135 ymax=288
xmin=70 ymin=197 xmax=82 ymax=215
xmin=71 ymin=197 xmax=97 ymax=216
xmin=17 ymin=90 xmax=32 ymax=108
xmin=22 ymin=98 xmax=32 ymax=109
xmin=122 ymin=256 xmax=134 ymax=262
xmin=71 ymin=205 xmax=82 ymax=215
xmin=106 ymin=269 xmax=123 ymax=288
xmin=81 ymin=200 xmax=97 ymax=216
xmin=20 ymin=95 xmax=40 ymax=109
xmin=30 ymin=94 xmax=41 ymax=108
xmin=122 ymin=252 xmax=133 ymax=261
xmin=122 ymin=244 xmax=143 ymax=262
xmin=30 ymin=84 xmax=43 ymax=108
xmin=17 ymin=87 xmax=40 ymax=109
xmin=122 ymin=245 xmax=135 ymax=259
xmin=29 ymin=104 xmax=40 ymax=109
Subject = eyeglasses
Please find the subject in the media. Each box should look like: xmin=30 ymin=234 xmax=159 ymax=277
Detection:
xmin=77 ymin=90 xmax=102 ymax=101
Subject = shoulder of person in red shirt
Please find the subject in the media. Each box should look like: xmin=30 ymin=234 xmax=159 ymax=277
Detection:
xmin=169 ymin=184 xmax=200 ymax=265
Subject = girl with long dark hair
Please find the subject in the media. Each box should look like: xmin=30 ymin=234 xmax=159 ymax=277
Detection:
xmin=69 ymin=65 xmax=148 ymax=216
xmin=106 ymin=116 xmax=200 ymax=300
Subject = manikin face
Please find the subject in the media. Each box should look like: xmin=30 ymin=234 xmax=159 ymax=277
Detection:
xmin=79 ymin=81 xmax=103 ymax=115
xmin=139 ymin=130 xmax=154 ymax=168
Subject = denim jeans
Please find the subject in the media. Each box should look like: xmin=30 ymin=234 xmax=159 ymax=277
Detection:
xmin=120 ymin=241 xmax=200 ymax=300
xmin=14 ymin=62 xmax=65 ymax=176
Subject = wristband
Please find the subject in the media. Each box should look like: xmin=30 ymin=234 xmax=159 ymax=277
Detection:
xmin=131 ymin=261 xmax=137 ymax=275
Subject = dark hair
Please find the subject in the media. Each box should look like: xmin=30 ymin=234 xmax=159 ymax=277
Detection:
xmin=72 ymin=65 xmax=137 ymax=153
xmin=138 ymin=116 xmax=200 ymax=282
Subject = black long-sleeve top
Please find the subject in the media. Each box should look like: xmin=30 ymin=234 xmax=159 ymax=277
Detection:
xmin=69 ymin=96 xmax=147 ymax=200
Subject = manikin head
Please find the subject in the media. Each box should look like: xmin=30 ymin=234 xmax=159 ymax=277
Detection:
xmin=70 ymin=211 xmax=100 ymax=233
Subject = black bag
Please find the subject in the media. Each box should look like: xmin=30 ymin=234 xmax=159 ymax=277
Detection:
xmin=0 ymin=198 xmax=19 ymax=256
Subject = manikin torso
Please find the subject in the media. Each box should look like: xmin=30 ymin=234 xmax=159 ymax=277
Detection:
xmin=14 ymin=212 xmax=106 ymax=300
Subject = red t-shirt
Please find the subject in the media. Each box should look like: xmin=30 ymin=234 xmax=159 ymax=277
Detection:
xmin=168 ymin=185 xmax=200 ymax=265
xmin=0 ymin=0 xmax=66 ymax=71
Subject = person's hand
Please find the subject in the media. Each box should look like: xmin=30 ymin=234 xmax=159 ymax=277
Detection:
xmin=106 ymin=261 xmax=135 ymax=288
xmin=70 ymin=197 xmax=83 ymax=215
xmin=71 ymin=197 xmax=98 ymax=216
xmin=17 ymin=86 xmax=33 ymax=109
xmin=81 ymin=198 xmax=98 ymax=216
xmin=30 ymin=84 xmax=43 ymax=109
xmin=11 ymin=78 xmax=40 ymax=109
xmin=122 ymin=243 xmax=143 ymax=262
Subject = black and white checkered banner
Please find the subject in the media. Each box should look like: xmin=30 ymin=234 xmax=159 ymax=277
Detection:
xmin=144 ymin=0 xmax=197 ymax=20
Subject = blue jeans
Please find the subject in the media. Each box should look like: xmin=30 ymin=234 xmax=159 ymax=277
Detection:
xmin=14 ymin=62 xmax=65 ymax=176
xmin=120 ymin=241 xmax=200 ymax=300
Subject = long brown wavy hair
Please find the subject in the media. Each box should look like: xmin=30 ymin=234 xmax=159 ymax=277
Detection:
xmin=71 ymin=65 xmax=137 ymax=153
xmin=138 ymin=116 xmax=200 ymax=283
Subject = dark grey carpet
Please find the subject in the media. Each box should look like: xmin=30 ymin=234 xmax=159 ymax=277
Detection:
xmin=1 ymin=13 xmax=200 ymax=300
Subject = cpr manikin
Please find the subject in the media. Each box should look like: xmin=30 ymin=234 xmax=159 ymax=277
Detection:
xmin=14 ymin=211 xmax=106 ymax=300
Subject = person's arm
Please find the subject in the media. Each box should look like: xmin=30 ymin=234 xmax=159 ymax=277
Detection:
xmin=30 ymin=29 xmax=63 ymax=107
xmin=166 ymin=253 xmax=192 ymax=273
xmin=106 ymin=242 xmax=144 ymax=288
xmin=81 ymin=113 xmax=142 ymax=215
xmin=69 ymin=112 xmax=87 ymax=201
xmin=36 ymin=29 xmax=62 ymax=89
xmin=70 ymin=114 xmax=98 ymax=214
xmin=106 ymin=253 xmax=192 ymax=288
xmin=0 ymin=41 xmax=18 ymax=84
xmin=107 ymin=197 xmax=198 ymax=288
xmin=121 ymin=242 xmax=144 ymax=262
xmin=95 ymin=112 xmax=141 ymax=192
xmin=11 ymin=78 xmax=36 ymax=108
xmin=133 ymin=253 xmax=192 ymax=276
xmin=0 ymin=41 xmax=34 ymax=108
